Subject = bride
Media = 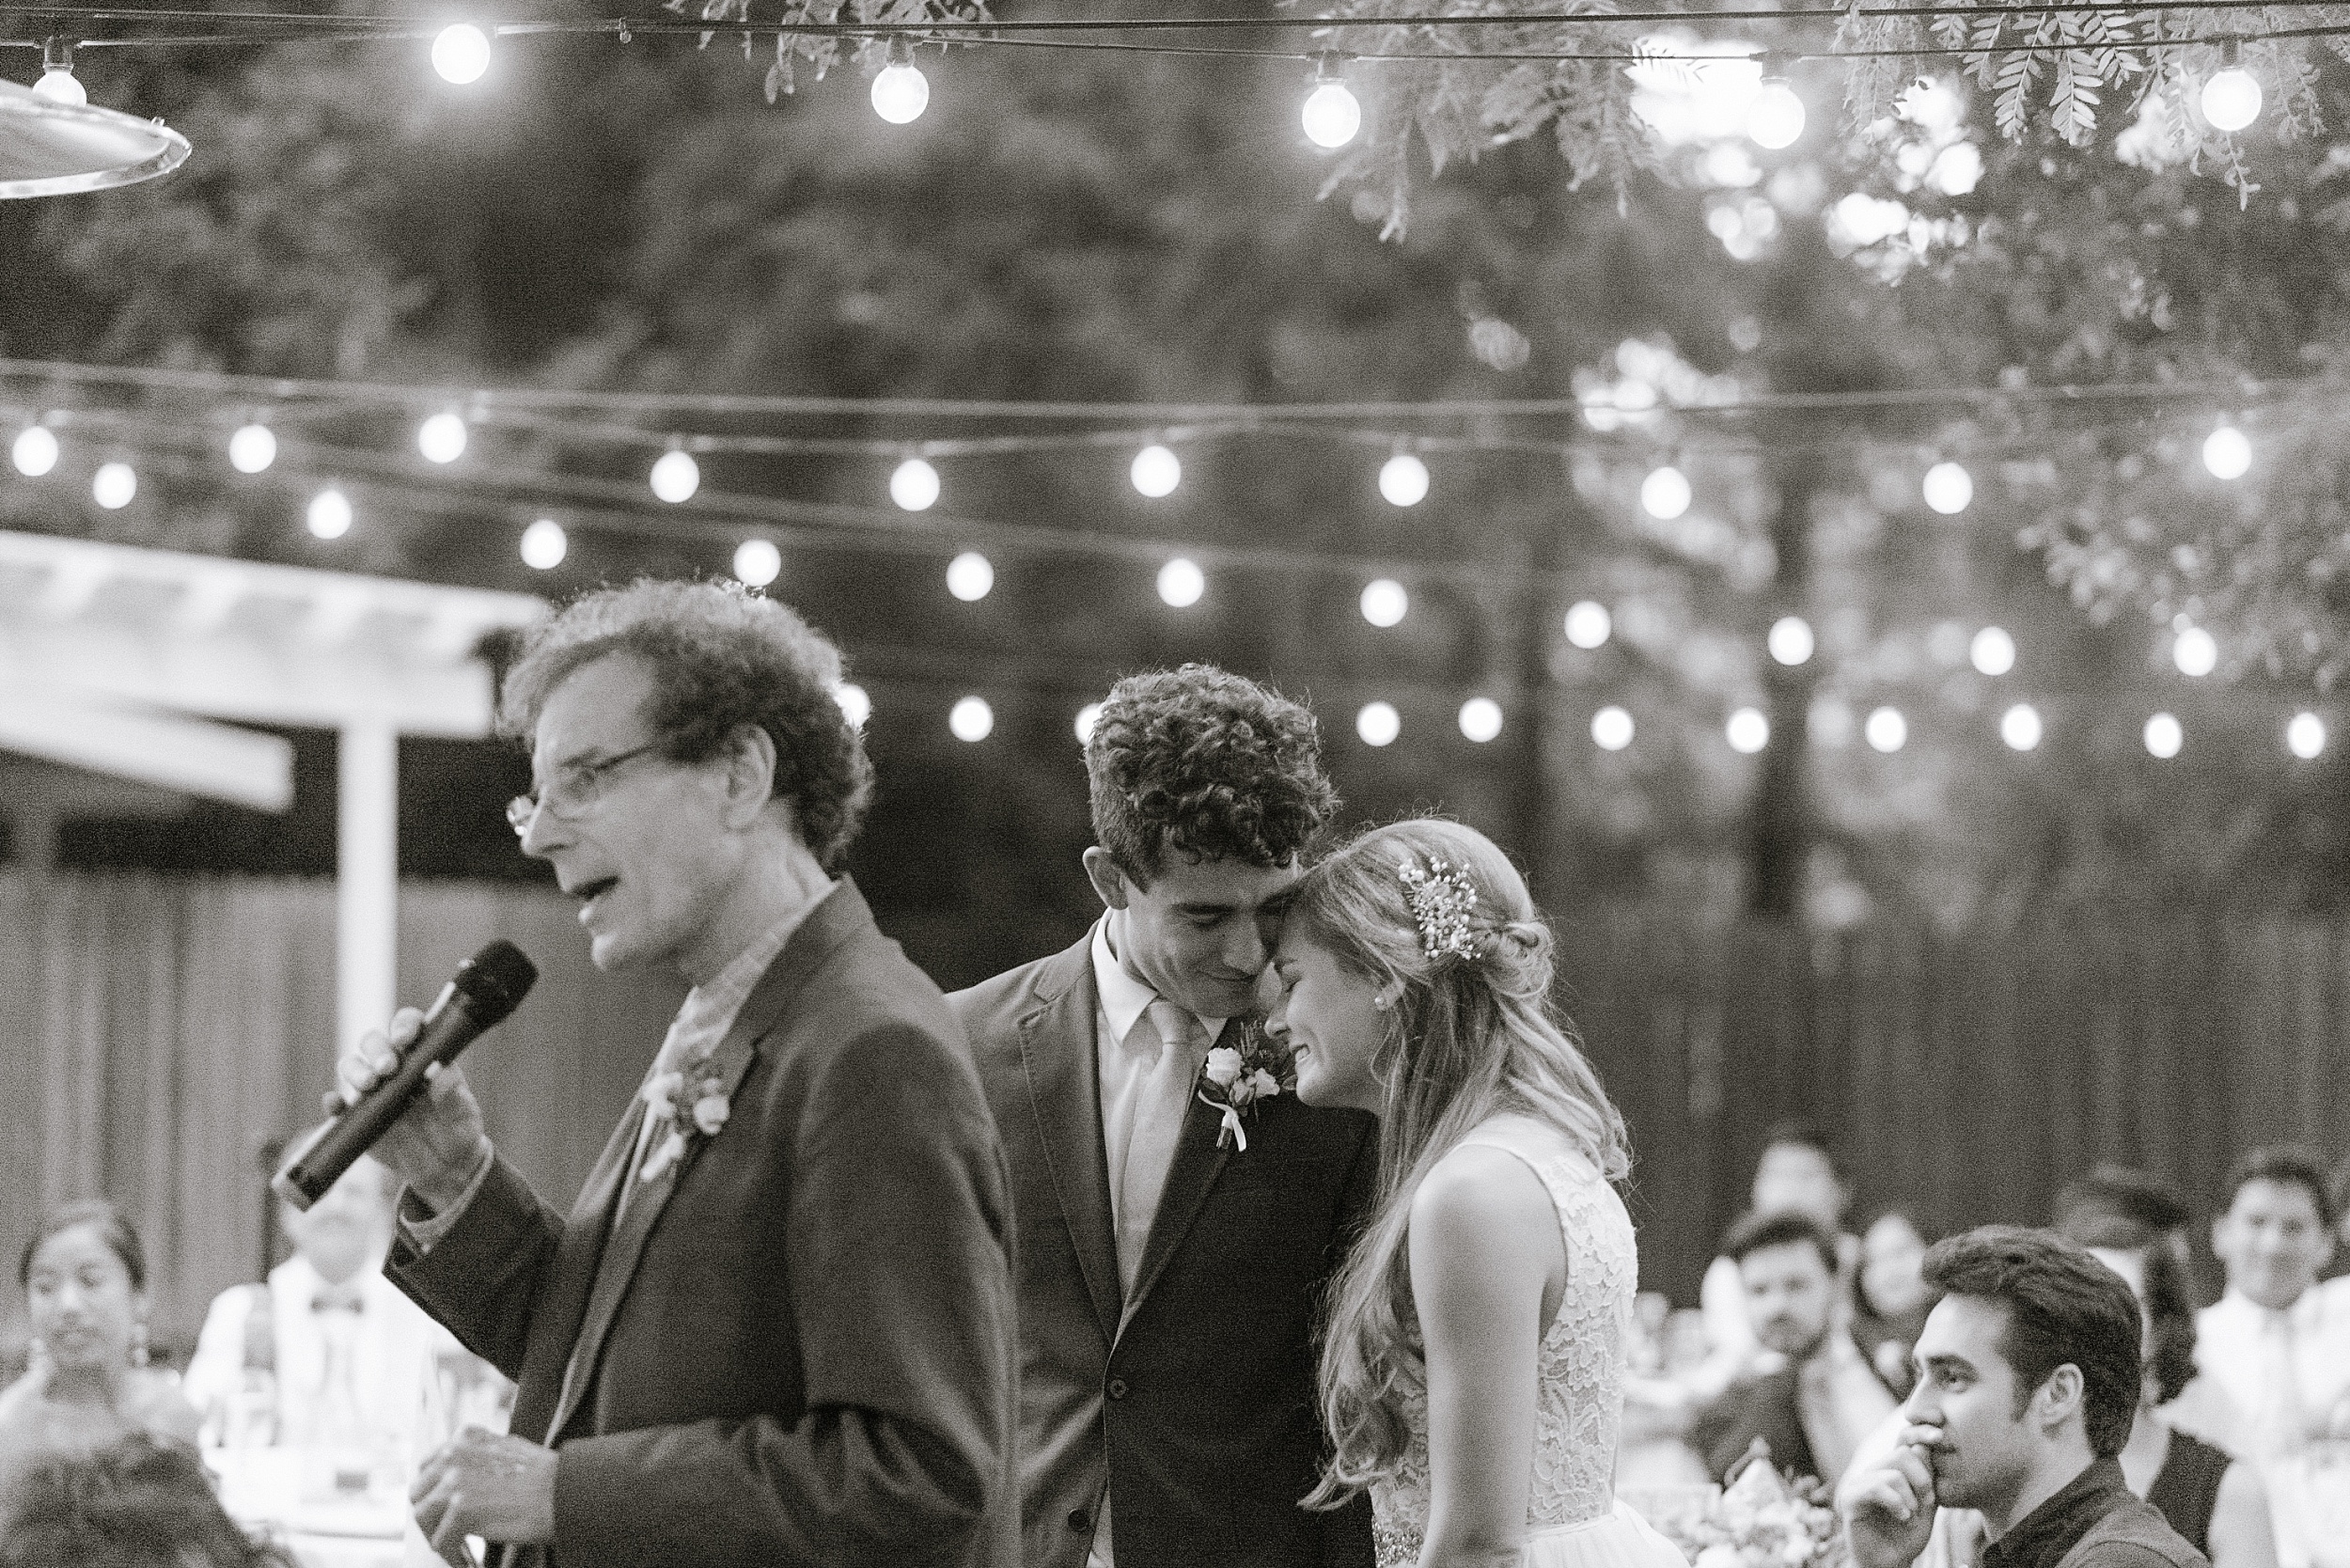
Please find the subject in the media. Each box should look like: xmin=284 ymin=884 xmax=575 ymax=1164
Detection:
xmin=1269 ymin=819 xmax=1686 ymax=1568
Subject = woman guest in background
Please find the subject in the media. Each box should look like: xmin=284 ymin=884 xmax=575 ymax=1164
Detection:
xmin=0 ymin=1431 xmax=295 ymax=1568
xmin=1851 ymin=1207 xmax=1934 ymax=1397
xmin=1270 ymin=818 xmax=1686 ymax=1568
xmin=0 ymin=1202 xmax=199 ymax=1457
xmin=2071 ymin=1212 xmax=2278 ymax=1568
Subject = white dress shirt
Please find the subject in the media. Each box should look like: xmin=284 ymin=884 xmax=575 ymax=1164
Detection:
xmin=1085 ymin=914 xmax=1224 ymax=1568
xmin=2195 ymin=1278 xmax=2350 ymax=1568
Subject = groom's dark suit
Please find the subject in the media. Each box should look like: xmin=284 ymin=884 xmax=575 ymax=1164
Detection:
xmin=391 ymin=881 xmax=1020 ymax=1568
xmin=952 ymin=930 xmax=1378 ymax=1568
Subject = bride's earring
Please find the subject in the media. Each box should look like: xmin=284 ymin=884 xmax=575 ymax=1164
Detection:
xmin=130 ymin=1319 xmax=150 ymax=1369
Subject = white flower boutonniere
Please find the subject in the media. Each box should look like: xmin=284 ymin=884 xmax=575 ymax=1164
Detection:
xmin=637 ymin=1058 xmax=732 ymax=1184
xmin=1194 ymin=1024 xmax=1293 ymax=1152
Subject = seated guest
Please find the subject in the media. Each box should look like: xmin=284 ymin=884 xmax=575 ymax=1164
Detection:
xmin=0 ymin=1431 xmax=295 ymax=1568
xmin=1856 ymin=1206 xmax=1935 ymax=1398
xmin=0 ymin=1203 xmax=198 ymax=1456
xmin=1839 ymin=1225 xmax=2208 ymax=1568
xmin=184 ymin=1155 xmax=464 ymax=1455
xmin=1692 ymin=1208 xmax=1896 ymax=1486
xmin=1697 ymin=1121 xmax=1861 ymax=1390
xmin=2194 ymin=1146 xmax=2347 ymax=1568
xmin=2069 ymin=1214 xmax=2277 ymax=1568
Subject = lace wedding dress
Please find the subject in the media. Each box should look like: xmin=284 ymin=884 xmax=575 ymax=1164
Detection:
xmin=1371 ymin=1115 xmax=1688 ymax=1568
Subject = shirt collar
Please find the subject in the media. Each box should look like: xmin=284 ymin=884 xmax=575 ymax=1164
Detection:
xmin=676 ymin=893 xmax=826 ymax=1041
xmin=2218 ymin=1283 xmax=2321 ymax=1328
xmin=1089 ymin=914 xmax=1227 ymax=1046
xmin=1982 ymin=1458 xmax=2134 ymax=1568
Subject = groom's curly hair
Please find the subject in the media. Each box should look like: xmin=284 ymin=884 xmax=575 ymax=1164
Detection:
xmin=1085 ymin=665 xmax=1338 ymax=883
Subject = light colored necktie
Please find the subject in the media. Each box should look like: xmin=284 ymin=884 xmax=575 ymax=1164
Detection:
xmin=2261 ymin=1306 xmax=2309 ymax=1456
xmin=1115 ymin=999 xmax=1203 ymax=1295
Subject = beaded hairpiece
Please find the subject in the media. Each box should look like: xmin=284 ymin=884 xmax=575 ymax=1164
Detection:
xmin=1396 ymin=855 xmax=1482 ymax=962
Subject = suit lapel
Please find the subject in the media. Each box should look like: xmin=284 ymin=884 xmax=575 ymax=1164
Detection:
xmin=1016 ymin=948 xmax=1120 ymax=1343
xmin=1120 ymin=1022 xmax=1239 ymax=1333
xmin=533 ymin=1095 xmax=648 ymax=1442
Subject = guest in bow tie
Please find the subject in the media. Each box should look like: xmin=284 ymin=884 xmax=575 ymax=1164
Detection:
xmin=335 ymin=579 xmax=1017 ymax=1568
xmin=183 ymin=1156 xmax=464 ymax=1456
xmin=950 ymin=664 xmax=1376 ymax=1568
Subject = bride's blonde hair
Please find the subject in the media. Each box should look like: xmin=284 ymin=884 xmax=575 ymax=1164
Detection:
xmin=1293 ymin=818 xmax=1629 ymax=1508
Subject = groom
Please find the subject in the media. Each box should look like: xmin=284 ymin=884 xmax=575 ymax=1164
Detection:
xmin=952 ymin=664 xmax=1377 ymax=1568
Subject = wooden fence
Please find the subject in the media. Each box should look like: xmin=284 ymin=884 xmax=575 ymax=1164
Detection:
xmin=1 ymin=872 xmax=2342 ymax=1355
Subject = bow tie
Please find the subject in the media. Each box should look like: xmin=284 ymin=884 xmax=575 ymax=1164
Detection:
xmin=311 ymin=1286 xmax=365 ymax=1314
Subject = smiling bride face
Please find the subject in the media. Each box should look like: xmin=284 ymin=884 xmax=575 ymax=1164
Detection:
xmin=1268 ymin=926 xmax=1392 ymax=1115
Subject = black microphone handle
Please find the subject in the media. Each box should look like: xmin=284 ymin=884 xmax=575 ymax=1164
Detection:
xmin=271 ymin=986 xmax=487 ymax=1212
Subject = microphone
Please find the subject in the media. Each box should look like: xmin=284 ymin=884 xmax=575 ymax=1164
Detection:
xmin=272 ymin=941 xmax=538 ymax=1212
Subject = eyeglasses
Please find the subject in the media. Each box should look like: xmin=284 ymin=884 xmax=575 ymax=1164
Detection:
xmin=507 ymin=743 xmax=664 ymax=836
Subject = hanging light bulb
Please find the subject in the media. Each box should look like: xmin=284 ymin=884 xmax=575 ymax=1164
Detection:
xmin=1563 ymin=600 xmax=1612 ymax=650
xmin=946 ymin=551 xmax=994 ymax=602
xmin=1074 ymin=702 xmax=1104 ymax=745
xmin=650 ymin=447 xmax=700 ymax=503
xmin=2202 ymin=424 xmax=2251 ymax=480
xmin=520 ymin=518 xmax=568 ymax=570
xmin=306 ymin=488 xmax=353 ymax=540
xmin=871 ymin=42 xmax=930 ymax=125
xmin=227 ymin=422 xmax=276 ymax=474
xmin=1156 ymin=557 xmax=1204 ymax=607
xmin=2144 ymin=712 xmax=2184 ymax=759
xmin=2287 ymin=712 xmax=2326 ymax=759
xmin=1378 ymin=451 xmax=1429 ymax=507
xmin=890 ymin=456 xmax=940 ymax=511
xmin=2001 ymin=702 xmax=2044 ymax=751
xmin=1301 ymin=58 xmax=1361 ymax=149
xmin=1591 ymin=706 xmax=1635 ymax=751
xmin=1864 ymin=706 xmax=1908 ymax=753
xmin=11 ymin=426 xmax=59 ymax=477
xmin=949 ymin=696 xmax=995 ymax=743
xmin=733 ymin=537 xmax=781 ymax=587
xmin=417 ymin=412 xmax=467 ymax=464
xmin=1970 ymin=625 xmax=2016 ymax=676
xmin=2201 ymin=64 xmax=2263 ymax=133
xmin=835 ymin=682 xmax=872 ymax=729
xmin=1767 ymin=615 xmax=1815 ymax=666
xmin=1726 ymin=706 xmax=1770 ymax=754
xmin=91 ymin=462 xmax=136 ymax=510
xmin=1131 ymin=444 xmax=1181 ymax=498
xmin=1641 ymin=464 xmax=1692 ymax=521
xmin=1355 ymin=700 xmax=1401 ymax=747
xmin=1922 ymin=461 xmax=1973 ymax=515
xmin=1747 ymin=66 xmax=1806 ymax=150
xmin=1359 ymin=578 xmax=1408 ymax=628
xmin=2172 ymin=626 xmax=2218 ymax=678
xmin=32 ymin=39 xmax=86 ymax=105
xmin=1458 ymin=698 xmax=1504 ymax=744
xmin=431 ymin=24 xmax=492 ymax=85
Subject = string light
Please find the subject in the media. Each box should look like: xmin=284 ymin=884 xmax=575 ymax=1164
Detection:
xmin=1301 ymin=60 xmax=1361 ymax=149
xmin=2287 ymin=712 xmax=2326 ymax=759
xmin=733 ymin=537 xmax=782 ymax=586
xmin=1074 ymin=701 xmax=1103 ymax=745
xmin=520 ymin=517 xmax=568 ymax=569
xmin=1130 ymin=444 xmax=1181 ymax=498
xmin=1458 ymin=698 xmax=1503 ymax=743
xmin=1747 ymin=71 xmax=1806 ymax=150
xmin=2201 ymin=64 xmax=2263 ymax=132
xmin=1156 ymin=556 xmax=1204 ymax=606
xmin=1360 ymin=578 xmax=1408 ymax=627
xmin=227 ymin=422 xmax=276 ymax=474
xmin=1591 ymin=705 xmax=1635 ymax=750
xmin=650 ymin=447 xmax=699 ymax=503
xmin=871 ymin=50 xmax=930 ymax=124
xmin=1727 ymin=706 xmax=1770 ymax=753
xmin=890 ymin=456 xmax=940 ymax=511
xmin=1563 ymin=601 xmax=1612 ymax=650
xmin=2202 ymin=424 xmax=2251 ymax=479
xmin=417 ymin=412 xmax=467 ymax=464
xmin=1767 ymin=615 xmax=1814 ymax=666
xmin=431 ymin=23 xmax=491 ymax=84
xmin=306 ymin=488 xmax=352 ymax=540
xmin=1970 ymin=625 xmax=2016 ymax=676
xmin=1355 ymin=700 xmax=1401 ymax=746
xmin=1864 ymin=705 xmax=1907 ymax=753
xmin=1640 ymin=463 xmax=1692 ymax=521
xmin=1378 ymin=451 xmax=1429 ymax=507
xmin=949 ymin=696 xmax=994 ymax=742
xmin=835 ymin=682 xmax=871 ymax=729
xmin=1922 ymin=460 xmax=1973 ymax=515
xmin=2144 ymin=712 xmax=2184 ymax=759
xmin=91 ymin=462 xmax=136 ymax=510
xmin=946 ymin=550 xmax=994 ymax=602
xmin=2172 ymin=626 xmax=2217 ymax=678
xmin=2001 ymin=702 xmax=2043 ymax=751
xmin=11 ymin=427 xmax=59 ymax=477
xmin=33 ymin=40 xmax=86 ymax=105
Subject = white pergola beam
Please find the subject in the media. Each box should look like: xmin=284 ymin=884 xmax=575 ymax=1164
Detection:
xmin=0 ymin=687 xmax=293 ymax=810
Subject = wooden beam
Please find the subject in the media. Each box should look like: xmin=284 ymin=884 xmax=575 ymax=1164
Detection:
xmin=0 ymin=686 xmax=293 ymax=810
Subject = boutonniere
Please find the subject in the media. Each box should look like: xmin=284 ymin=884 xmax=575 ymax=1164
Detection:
xmin=637 ymin=1056 xmax=731 ymax=1184
xmin=1194 ymin=1022 xmax=1293 ymax=1152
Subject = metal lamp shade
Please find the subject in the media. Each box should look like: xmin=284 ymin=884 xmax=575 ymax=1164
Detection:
xmin=0 ymin=76 xmax=190 ymax=198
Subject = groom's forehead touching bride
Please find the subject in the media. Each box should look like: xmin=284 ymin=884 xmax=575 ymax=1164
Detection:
xmin=1079 ymin=664 xmax=1340 ymax=1020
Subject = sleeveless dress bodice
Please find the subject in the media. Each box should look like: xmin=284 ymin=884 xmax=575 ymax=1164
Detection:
xmin=1371 ymin=1115 xmax=1680 ymax=1568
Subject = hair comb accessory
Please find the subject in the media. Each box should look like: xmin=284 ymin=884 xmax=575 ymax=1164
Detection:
xmin=1397 ymin=855 xmax=1482 ymax=962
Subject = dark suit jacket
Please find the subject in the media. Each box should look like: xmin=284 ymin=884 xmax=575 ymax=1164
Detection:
xmin=1692 ymin=1363 xmax=1817 ymax=1485
xmin=950 ymin=930 xmax=1378 ymax=1568
xmin=391 ymin=880 xmax=1020 ymax=1568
